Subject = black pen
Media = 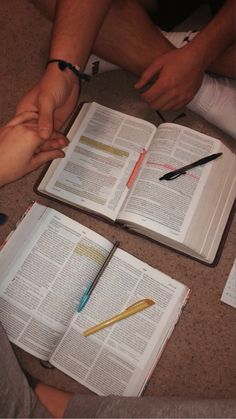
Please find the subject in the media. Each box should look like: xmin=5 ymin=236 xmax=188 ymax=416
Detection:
xmin=159 ymin=152 xmax=223 ymax=181
xmin=77 ymin=241 xmax=120 ymax=312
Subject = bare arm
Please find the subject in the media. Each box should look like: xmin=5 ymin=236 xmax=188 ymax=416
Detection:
xmin=50 ymin=0 xmax=113 ymax=70
xmin=16 ymin=0 xmax=113 ymax=139
xmin=189 ymin=0 xmax=235 ymax=70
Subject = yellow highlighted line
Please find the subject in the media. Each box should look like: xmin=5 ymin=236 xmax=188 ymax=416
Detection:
xmin=80 ymin=136 xmax=129 ymax=158
xmin=74 ymin=243 xmax=106 ymax=264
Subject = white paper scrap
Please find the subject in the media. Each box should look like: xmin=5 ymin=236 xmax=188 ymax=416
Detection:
xmin=221 ymin=259 xmax=236 ymax=308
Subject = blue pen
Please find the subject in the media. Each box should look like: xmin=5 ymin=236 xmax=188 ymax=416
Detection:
xmin=77 ymin=241 xmax=120 ymax=312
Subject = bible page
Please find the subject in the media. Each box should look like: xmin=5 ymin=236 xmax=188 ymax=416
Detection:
xmin=118 ymin=123 xmax=222 ymax=244
xmin=0 ymin=203 xmax=113 ymax=360
xmin=38 ymin=102 xmax=156 ymax=221
xmin=50 ymin=248 xmax=189 ymax=396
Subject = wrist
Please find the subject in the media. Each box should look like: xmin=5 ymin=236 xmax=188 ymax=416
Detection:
xmin=45 ymin=61 xmax=79 ymax=86
xmin=187 ymin=35 xmax=218 ymax=70
xmin=183 ymin=41 xmax=209 ymax=72
xmin=46 ymin=59 xmax=90 ymax=83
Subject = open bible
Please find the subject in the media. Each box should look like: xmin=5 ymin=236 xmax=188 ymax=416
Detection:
xmin=37 ymin=102 xmax=236 ymax=264
xmin=0 ymin=203 xmax=189 ymax=396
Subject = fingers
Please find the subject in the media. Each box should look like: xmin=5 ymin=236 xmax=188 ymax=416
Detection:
xmin=137 ymin=78 xmax=174 ymax=110
xmin=135 ymin=64 xmax=192 ymax=111
xmin=135 ymin=59 xmax=162 ymax=91
xmin=31 ymin=149 xmax=65 ymax=171
xmin=134 ymin=59 xmax=172 ymax=109
xmin=136 ymin=47 xmax=205 ymax=111
xmin=142 ymin=83 xmax=187 ymax=111
xmin=39 ymin=135 xmax=69 ymax=152
xmin=5 ymin=111 xmax=39 ymax=127
xmin=38 ymin=95 xmax=55 ymax=140
xmin=141 ymin=81 xmax=167 ymax=108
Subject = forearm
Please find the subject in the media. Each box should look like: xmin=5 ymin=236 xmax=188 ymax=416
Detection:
xmin=49 ymin=0 xmax=113 ymax=70
xmin=189 ymin=0 xmax=236 ymax=69
xmin=16 ymin=1 xmax=114 ymax=138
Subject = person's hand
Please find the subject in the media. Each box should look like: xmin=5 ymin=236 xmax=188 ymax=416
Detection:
xmin=135 ymin=44 xmax=206 ymax=111
xmin=0 ymin=111 xmax=67 ymax=187
xmin=16 ymin=63 xmax=80 ymax=141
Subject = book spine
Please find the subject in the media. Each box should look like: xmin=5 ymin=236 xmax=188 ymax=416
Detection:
xmin=0 ymin=201 xmax=35 ymax=251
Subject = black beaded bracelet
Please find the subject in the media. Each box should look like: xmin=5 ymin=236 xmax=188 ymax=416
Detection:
xmin=46 ymin=59 xmax=90 ymax=82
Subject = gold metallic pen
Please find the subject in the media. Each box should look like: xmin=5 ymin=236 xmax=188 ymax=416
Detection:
xmin=83 ymin=298 xmax=155 ymax=337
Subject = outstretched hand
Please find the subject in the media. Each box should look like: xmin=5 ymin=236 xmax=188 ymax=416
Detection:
xmin=135 ymin=44 xmax=206 ymax=111
xmin=0 ymin=111 xmax=68 ymax=187
xmin=16 ymin=64 xmax=80 ymax=141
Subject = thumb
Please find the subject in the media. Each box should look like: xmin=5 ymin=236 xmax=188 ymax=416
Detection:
xmin=134 ymin=59 xmax=163 ymax=90
xmin=31 ymin=149 xmax=65 ymax=170
xmin=38 ymin=95 xmax=55 ymax=140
